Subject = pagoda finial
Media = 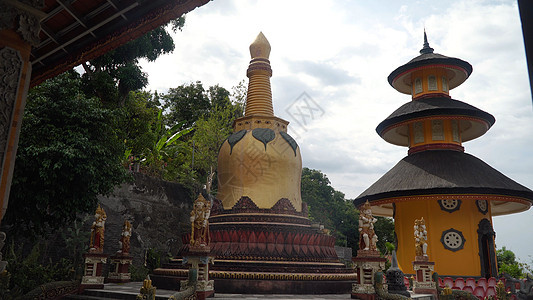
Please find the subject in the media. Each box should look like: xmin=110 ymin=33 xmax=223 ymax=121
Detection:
xmin=249 ymin=31 xmax=271 ymax=59
xmin=245 ymin=32 xmax=274 ymax=116
xmin=420 ymin=29 xmax=434 ymax=54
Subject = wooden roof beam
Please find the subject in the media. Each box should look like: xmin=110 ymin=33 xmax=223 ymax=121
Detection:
xmin=32 ymin=1 xmax=139 ymax=66
xmin=56 ymin=0 xmax=97 ymax=37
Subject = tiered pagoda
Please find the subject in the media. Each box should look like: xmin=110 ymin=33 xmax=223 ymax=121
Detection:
xmin=354 ymin=32 xmax=533 ymax=278
xmin=153 ymin=33 xmax=355 ymax=294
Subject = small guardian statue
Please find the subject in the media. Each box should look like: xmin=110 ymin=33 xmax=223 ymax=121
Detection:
xmin=89 ymin=204 xmax=107 ymax=253
xmin=358 ymin=200 xmax=378 ymax=252
xmin=414 ymin=217 xmax=428 ymax=258
xmin=118 ymin=220 xmax=132 ymax=255
xmin=190 ymin=193 xmax=211 ymax=249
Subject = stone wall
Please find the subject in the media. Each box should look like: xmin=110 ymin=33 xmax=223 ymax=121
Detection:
xmin=97 ymin=172 xmax=193 ymax=266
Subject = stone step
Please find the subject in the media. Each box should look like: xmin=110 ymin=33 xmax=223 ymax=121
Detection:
xmin=65 ymin=294 xmax=122 ymax=300
xmin=65 ymin=287 xmax=174 ymax=300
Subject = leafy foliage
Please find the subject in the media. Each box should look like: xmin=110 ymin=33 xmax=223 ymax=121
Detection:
xmin=374 ymin=216 xmax=395 ymax=255
xmin=81 ymin=18 xmax=185 ymax=106
xmin=162 ymin=81 xmax=212 ymax=128
xmin=157 ymin=82 xmax=243 ymax=192
xmin=4 ymin=72 xmax=127 ymax=237
xmin=189 ymin=103 xmax=239 ymax=192
xmin=300 ymin=167 xmax=395 ymax=253
xmin=497 ymin=246 xmax=531 ymax=278
xmin=2 ymin=220 xmax=89 ymax=297
xmin=301 ymin=168 xmax=359 ymax=249
xmin=116 ymin=91 xmax=162 ymax=158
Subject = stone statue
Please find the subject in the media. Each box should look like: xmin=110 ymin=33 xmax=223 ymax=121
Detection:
xmin=118 ymin=220 xmax=132 ymax=254
xmin=414 ymin=217 xmax=428 ymax=257
xmin=190 ymin=194 xmax=211 ymax=248
xmin=89 ymin=204 xmax=107 ymax=253
xmin=359 ymin=200 xmax=378 ymax=251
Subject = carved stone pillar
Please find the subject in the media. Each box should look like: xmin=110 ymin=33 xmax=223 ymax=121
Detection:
xmin=180 ymin=256 xmax=214 ymax=300
xmin=412 ymin=258 xmax=437 ymax=295
xmin=0 ymin=0 xmax=44 ymax=272
xmin=351 ymin=255 xmax=387 ymax=300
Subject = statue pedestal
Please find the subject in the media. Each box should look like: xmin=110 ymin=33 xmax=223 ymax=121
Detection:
xmin=351 ymin=251 xmax=386 ymax=300
xmin=107 ymin=253 xmax=132 ymax=283
xmin=180 ymin=247 xmax=214 ymax=300
xmin=81 ymin=252 xmax=108 ymax=289
xmin=412 ymin=257 xmax=437 ymax=296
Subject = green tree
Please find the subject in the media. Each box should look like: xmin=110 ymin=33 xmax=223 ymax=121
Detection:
xmin=81 ymin=18 xmax=185 ymax=106
xmin=374 ymin=216 xmax=395 ymax=255
xmin=300 ymin=168 xmax=359 ymax=249
xmin=300 ymin=168 xmax=395 ymax=254
xmin=3 ymin=71 xmax=127 ymax=237
xmin=162 ymin=82 xmax=211 ymax=128
xmin=139 ymin=111 xmax=192 ymax=177
xmin=497 ymin=246 xmax=526 ymax=278
xmin=188 ymin=103 xmax=239 ymax=193
xmin=116 ymin=90 xmax=162 ymax=158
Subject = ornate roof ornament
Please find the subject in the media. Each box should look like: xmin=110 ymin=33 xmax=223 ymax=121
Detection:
xmin=420 ymin=30 xmax=434 ymax=54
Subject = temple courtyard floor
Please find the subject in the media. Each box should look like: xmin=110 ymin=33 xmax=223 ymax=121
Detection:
xmin=76 ymin=282 xmax=353 ymax=299
xmin=69 ymin=282 xmax=434 ymax=299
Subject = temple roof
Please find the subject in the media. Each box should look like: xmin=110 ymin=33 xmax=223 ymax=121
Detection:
xmin=355 ymin=150 xmax=533 ymax=216
xmin=376 ymin=97 xmax=495 ymax=146
xmin=30 ymin=0 xmax=210 ymax=87
xmin=387 ymin=34 xmax=473 ymax=95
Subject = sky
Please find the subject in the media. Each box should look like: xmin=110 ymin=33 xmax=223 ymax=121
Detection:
xmin=139 ymin=0 xmax=533 ymax=264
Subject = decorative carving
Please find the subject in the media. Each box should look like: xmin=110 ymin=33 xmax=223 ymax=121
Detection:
xmin=118 ymin=220 xmax=132 ymax=254
xmin=451 ymin=120 xmax=460 ymax=142
xmin=0 ymin=47 xmax=22 ymax=163
xmin=210 ymin=198 xmax=223 ymax=215
xmin=414 ymin=217 xmax=428 ymax=258
xmin=437 ymin=199 xmax=461 ymax=213
xmin=359 ymin=200 xmax=378 ymax=251
xmin=0 ymin=0 xmax=44 ymax=46
xmin=231 ymin=196 xmax=259 ymax=211
xmin=385 ymin=251 xmax=411 ymax=298
xmin=227 ymin=129 xmax=247 ymax=154
xmin=190 ymin=194 xmax=211 ymax=248
xmin=477 ymin=218 xmax=497 ymax=277
xmin=414 ymin=78 xmax=422 ymax=94
xmin=252 ymin=128 xmax=275 ymax=150
xmin=0 ymin=231 xmax=6 ymax=272
xmin=440 ymin=228 xmax=465 ymax=252
xmin=414 ymin=121 xmax=424 ymax=144
xmin=89 ymin=204 xmax=107 ymax=253
xmin=279 ymin=131 xmax=298 ymax=156
xmin=476 ymin=199 xmax=488 ymax=214
xmin=431 ymin=119 xmax=444 ymax=140
xmin=271 ymin=198 xmax=297 ymax=213
xmin=428 ymin=75 xmax=437 ymax=91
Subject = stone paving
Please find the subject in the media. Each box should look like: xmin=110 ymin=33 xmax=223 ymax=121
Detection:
xmin=90 ymin=282 xmax=353 ymax=299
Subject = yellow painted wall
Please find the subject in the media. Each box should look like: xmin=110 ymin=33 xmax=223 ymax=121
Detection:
xmin=395 ymin=197 xmax=493 ymax=276
xmin=408 ymin=118 xmax=462 ymax=148
xmin=411 ymin=68 xmax=449 ymax=99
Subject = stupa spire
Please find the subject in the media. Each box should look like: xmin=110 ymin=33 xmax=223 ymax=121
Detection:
xmin=245 ymin=32 xmax=274 ymax=117
xmin=420 ymin=30 xmax=434 ymax=54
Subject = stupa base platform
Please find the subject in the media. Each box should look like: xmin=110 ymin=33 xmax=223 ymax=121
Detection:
xmin=152 ymin=198 xmax=356 ymax=294
xmin=152 ymin=253 xmax=356 ymax=294
xmin=152 ymin=265 xmax=355 ymax=294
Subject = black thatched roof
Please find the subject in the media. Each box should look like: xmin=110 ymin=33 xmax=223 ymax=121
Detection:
xmin=354 ymin=150 xmax=533 ymax=206
xmin=387 ymin=52 xmax=473 ymax=87
xmin=376 ymin=97 xmax=495 ymax=135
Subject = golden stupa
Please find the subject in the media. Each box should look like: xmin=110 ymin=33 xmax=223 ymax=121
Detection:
xmin=217 ymin=32 xmax=303 ymax=211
